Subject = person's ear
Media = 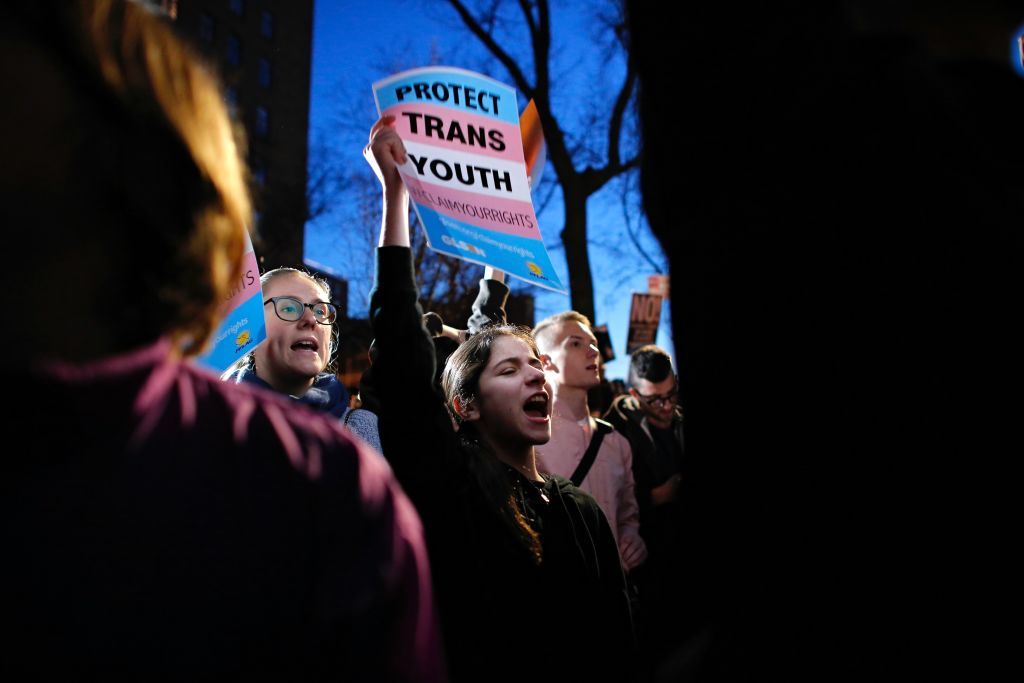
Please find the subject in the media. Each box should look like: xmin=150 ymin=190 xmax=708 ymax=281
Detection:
xmin=452 ymin=395 xmax=480 ymax=422
xmin=540 ymin=353 xmax=556 ymax=372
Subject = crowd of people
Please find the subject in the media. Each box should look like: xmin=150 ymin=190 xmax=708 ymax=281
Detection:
xmin=1 ymin=1 xmax=683 ymax=679
xmin=3 ymin=0 xmax=1020 ymax=680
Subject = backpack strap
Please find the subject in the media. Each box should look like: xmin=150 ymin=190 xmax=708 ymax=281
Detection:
xmin=569 ymin=418 xmax=614 ymax=487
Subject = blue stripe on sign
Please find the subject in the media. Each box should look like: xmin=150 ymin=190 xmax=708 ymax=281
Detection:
xmin=375 ymin=68 xmax=519 ymax=126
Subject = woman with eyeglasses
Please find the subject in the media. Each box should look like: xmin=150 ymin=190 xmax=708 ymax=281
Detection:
xmin=226 ymin=268 xmax=381 ymax=452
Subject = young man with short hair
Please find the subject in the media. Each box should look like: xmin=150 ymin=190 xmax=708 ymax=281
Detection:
xmin=606 ymin=345 xmax=684 ymax=551
xmin=533 ymin=312 xmax=647 ymax=571
xmin=605 ymin=345 xmax=684 ymax=660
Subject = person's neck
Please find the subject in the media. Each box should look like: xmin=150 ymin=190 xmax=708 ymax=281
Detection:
xmin=482 ymin=433 xmax=542 ymax=481
xmin=550 ymin=383 xmax=591 ymax=422
xmin=260 ymin=369 xmax=315 ymax=397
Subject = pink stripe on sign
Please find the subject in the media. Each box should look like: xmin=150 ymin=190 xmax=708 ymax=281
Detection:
xmin=223 ymin=249 xmax=261 ymax=312
xmin=383 ymin=102 xmax=524 ymax=163
xmin=403 ymin=172 xmax=540 ymax=239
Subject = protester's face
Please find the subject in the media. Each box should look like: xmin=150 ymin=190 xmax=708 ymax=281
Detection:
xmin=541 ymin=321 xmax=601 ymax=390
xmin=464 ymin=336 xmax=551 ymax=446
xmin=631 ymin=374 xmax=678 ymax=429
xmin=254 ymin=274 xmax=332 ymax=393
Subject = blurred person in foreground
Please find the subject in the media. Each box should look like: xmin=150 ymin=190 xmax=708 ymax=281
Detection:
xmin=628 ymin=0 xmax=1022 ymax=679
xmin=0 ymin=1 xmax=442 ymax=679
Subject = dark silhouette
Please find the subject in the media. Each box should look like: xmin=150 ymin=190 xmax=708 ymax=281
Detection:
xmin=628 ymin=2 xmax=1021 ymax=679
xmin=0 ymin=2 xmax=442 ymax=679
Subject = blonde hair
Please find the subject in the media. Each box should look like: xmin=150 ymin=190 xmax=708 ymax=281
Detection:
xmin=7 ymin=0 xmax=251 ymax=355
xmin=531 ymin=310 xmax=593 ymax=352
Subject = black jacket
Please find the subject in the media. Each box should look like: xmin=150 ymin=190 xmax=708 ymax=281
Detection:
xmin=604 ymin=395 xmax=683 ymax=532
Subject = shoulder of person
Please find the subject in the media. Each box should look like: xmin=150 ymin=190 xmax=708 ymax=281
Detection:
xmin=547 ymin=474 xmax=602 ymax=514
xmin=598 ymin=424 xmax=632 ymax=458
xmin=188 ymin=362 xmax=381 ymax=486
xmin=343 ymin=406 xmax=377 ymax=426
xmin=607 ymin=394 xmax=643 ymax=421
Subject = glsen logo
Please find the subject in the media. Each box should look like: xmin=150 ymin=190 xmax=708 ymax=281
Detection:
xmin=525 ymin=261 xmax=554 ymax=283
xmin=441 ymin=234 xmax=486 ymax=257
xmin=235 ymin=330 xmax=252 ymax=352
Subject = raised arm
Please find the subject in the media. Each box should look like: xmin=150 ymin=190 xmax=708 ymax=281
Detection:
xmin=362 ymin=117 xmax=465 ymax=510
xmin=364 ymin=116 xmax=410 ymax=248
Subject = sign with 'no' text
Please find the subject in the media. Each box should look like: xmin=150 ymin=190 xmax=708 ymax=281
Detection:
xmin=373 ymin=66 xmax=565 ymax=293
xmin=626 ymin=292 xmax=662 ymax=354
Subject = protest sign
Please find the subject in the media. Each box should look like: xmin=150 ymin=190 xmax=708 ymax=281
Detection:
xmin=373 ymin=67 xmax=565 ymax=293
xmin=626 ymin=292 xmax=662 ymax=354
xmin=520 ymin=99 xmax=546 ymax=189
xmin=194 ymin=232 xmax=266 ymax=373
xmin=647 ymin=274 xmax=670 ymax=299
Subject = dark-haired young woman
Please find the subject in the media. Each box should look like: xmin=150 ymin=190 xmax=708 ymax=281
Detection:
xmin=363 ymin=116 xmax=634 ymax=683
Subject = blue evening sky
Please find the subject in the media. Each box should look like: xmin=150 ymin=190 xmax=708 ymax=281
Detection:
xmin=303 ymin=0 xmax=673 ymax=380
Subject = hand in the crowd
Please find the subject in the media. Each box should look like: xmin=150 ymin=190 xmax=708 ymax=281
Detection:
xmin=423 ymin=313 xmax=468 ymax=344
xmin=365 ymin=116 xmax=411 ymax=248
xmin=441 ymin=325 xmax=469 ymax=344
xmin=364 ymin=115 xmax=407 ymax=196
xmin=650 ymin=473 xmax=681 ymax=505
xmin=619 ymin=532 xmax=647 ymax=571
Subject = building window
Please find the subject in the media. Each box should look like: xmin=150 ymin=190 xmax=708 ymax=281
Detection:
xmin=258 ymin=58 xmax=272 ymax=89
xmin=198 ymin=12 xmax=215 ymax=45
xmin=260 ymin=10 xmax=274 ymax=39
xmin=228 ymin=0 xmax=244 ymax=17
xmin=255 ymin=106 xmax=270 ymax=139
xmin=226 ymin=34 xmax=241 ymax=66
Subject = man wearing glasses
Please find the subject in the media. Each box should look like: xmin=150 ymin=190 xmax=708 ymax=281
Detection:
xmin=608 ymin=345 xmax=683 ymax=508
xmin=605 ymin=345 xmax=683 ymax=661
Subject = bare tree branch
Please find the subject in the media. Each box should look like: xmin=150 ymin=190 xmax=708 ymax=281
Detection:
xmin=618 ymin=172 xmax=664 ymax=274
xmin=532 ymin=0 xmax=551 ymax=97
xmin=516 ymin=0 xmax=536 ymax=38
xmin=446 ymin=0 xmax=535 ymax=99
xmin=533 ymin=172 xmax=559 ymax=216
xmin=582 ymin=153 xmax=640 ymax=195
xmin=606 ymin=58 xmax=637 ymax=170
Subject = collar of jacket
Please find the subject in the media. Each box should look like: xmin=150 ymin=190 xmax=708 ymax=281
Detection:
xmin=229 ymin=367 xmax=349 ymax=419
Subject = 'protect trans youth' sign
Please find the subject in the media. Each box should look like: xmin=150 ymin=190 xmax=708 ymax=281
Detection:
xmin=374 ymin=67 xmax=565 ymax=293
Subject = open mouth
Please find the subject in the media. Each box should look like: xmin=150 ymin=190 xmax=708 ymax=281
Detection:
xmin=523 ymin=392 xmax=549 ymax=421
xmin=291 ymin=339 xmax=320 ymax=353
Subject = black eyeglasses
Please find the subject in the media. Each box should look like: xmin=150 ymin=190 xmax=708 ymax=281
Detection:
xmin=264 ymin=296 xmax=337 ymax=324
xmin=635 ymin=379 xmax=678 ymax=408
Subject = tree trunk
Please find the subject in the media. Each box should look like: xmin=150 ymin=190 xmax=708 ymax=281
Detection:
xmin=561 ymin=182 xmax=595 ymax=321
